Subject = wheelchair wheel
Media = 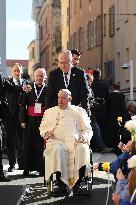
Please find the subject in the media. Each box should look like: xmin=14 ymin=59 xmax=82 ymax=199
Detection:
xmin=87 ymin=178 xmax=92 ymax=191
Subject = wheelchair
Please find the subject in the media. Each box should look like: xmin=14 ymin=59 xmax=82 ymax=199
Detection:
xmin=45 ymin=149 xmax=93 ymax=197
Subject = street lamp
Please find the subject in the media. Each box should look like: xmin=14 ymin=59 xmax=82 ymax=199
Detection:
xmin=122 ymin=60 xmax=134 ymax=100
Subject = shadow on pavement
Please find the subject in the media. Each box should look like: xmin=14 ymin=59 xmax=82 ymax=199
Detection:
xmin=21 ymin=177 xmax=114 ymax=205
xmin=0 ymin=184 xmax=27 ymax=205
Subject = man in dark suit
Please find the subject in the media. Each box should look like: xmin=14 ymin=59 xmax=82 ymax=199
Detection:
xmin=5 ymin=63 xmax=25 ymax=172
xmin=106 ymin=84 xmax=127 ymax=155
xmin=91 ymin=69 xmax=110 ymax=149
xmin=46 ymin=50 xmax=89 ymax=112
xmin=0 ymin=74 xmax=11 ymax=181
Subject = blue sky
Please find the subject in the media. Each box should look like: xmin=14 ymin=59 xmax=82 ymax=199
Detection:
xmin=6 ymin=0 xmax=35 ymax=59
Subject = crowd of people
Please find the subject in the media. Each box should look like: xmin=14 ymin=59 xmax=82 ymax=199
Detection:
xmin=0 ymin=49 xmax=136 ymax=203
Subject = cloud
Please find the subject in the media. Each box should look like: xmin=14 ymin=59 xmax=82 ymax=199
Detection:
xmin=8 ymin=20 xmax=35 ymax=30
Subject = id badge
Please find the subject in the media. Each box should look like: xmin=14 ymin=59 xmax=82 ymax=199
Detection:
xmin=34 ymin=103 xmax=42 ymax=113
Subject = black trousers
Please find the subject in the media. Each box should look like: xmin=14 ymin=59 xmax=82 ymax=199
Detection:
xmin=0 ymin=139 xmax=3 ymax=175
xmin=6 ymin=116 xmax=24 ymax=168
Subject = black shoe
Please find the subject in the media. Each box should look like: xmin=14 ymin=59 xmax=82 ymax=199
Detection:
xmin=0 ymin=175 xmax=11 ymax=182
xmin=23 ymin=170 xmax=29 ymax=176
xmin=57 ymin=179 xmax=67 ymax=188
xmin=53 ymin=186 xmax=68 ymax=195
xmin=73 ymin=184 xmax=83 ymax=193
xmin=53 ymin=180 xmax=68 ymax=196
xmin=8 ymin=165 xmax=15 ymax=172
xmin=18 ymin=165 xmax=24 ymax=170
xmin=73 ymin=178 xmax=84 ymax=194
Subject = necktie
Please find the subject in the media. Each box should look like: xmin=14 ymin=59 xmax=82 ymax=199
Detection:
xmin=64 ymin=73 xmax=68 ymax=87
xmin=16 ymin=79 xmax=21 ymax=85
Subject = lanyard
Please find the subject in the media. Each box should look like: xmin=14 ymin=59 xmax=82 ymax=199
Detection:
xmin=34 ymin=82 xmax=45 ymax=102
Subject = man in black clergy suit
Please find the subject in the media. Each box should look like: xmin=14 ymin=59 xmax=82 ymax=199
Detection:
xmin=46 ymin=50 xmax=89 ymax=112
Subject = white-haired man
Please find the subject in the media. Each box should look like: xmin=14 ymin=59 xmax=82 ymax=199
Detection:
xmin=40 ymin=89 xmax=93 ymax=194
xmin=46 ymin=50 xmax=89 ymax=112
xmin=20 ymin=68 xmax=47 ymax=176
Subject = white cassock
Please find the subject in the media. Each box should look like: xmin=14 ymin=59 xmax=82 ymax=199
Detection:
xmin=39 ymin=105 xmax=93 ymax=187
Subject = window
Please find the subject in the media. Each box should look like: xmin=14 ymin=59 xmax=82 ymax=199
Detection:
xmin=87 ymin=20 xmax=96 ymax=49
xmin=87 ymin=21 xmax=93 ymax=49
xmin=105 ymin=59 xmax=115 ymax=84
xmin=104 ymin=14 xmax=106 ymax=36
xmin=91 ymin=19 xmax=95 ymax=48
xmin=109 ymin=5 xmax=115 ymax=37
xmin=79 ymin=0 xmax=82 ymax=8
xmin=73 ymin=32 xmax=77 ymax=49
xmin=96 ymin=15 xmax=101 ymax=46
xmin=32 ymin=47 xmax=35 ymax=59
xmin=77 ymin=27 xmax=84 ymax=52
xmin=68 ymin=35 xmax=73 ymax=49
xmin=67 ymin=6 xmax=70 ymax=26
xmin=74 ymin=0 xmax=76 ymax=14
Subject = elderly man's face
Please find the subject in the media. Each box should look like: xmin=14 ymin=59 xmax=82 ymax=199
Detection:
xmin=58 ymin=91 xmax=69 ymax=110
xmin=34 ymin=69 xmax=46 ymax=86
xmin=58 ymin=53 xmax=71 ymax=73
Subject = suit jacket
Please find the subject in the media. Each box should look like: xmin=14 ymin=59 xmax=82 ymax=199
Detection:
xmin=46 ymin=67 xmax=89 ymax=111
xmin=0 ymin=75 xmax=11 ymax=121
xmin=5 ymin=77 xmax=24 ymax=117
xmin=91 ymin=78 xmax=109 ymax=119
xmin=107 ymin=91 xmax=127 ymax=121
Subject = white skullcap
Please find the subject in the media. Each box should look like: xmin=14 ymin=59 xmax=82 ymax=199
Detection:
xmin=60 ymin=89 xmax=71 ymax=96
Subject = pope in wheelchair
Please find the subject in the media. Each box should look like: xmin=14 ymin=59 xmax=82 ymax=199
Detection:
xmin=40 ymin=89 xmax=93 ymax=195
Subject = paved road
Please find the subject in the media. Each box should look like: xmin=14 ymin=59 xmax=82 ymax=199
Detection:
xmin=1 ymin=152 xmax=116 ymax=205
